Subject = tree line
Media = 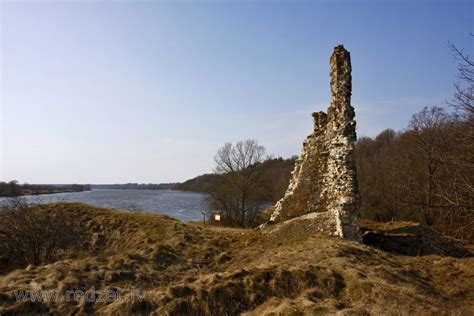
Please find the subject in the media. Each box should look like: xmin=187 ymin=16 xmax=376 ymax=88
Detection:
xmin=355 ymin=106 xmax=472 ymax=241
xmin=355 ymin=41 xmax=473 ymax=241
xmin=0 ymin=181 xmax=91 ymax=197
xmin=91 ymin=183 xmax=178 ymax=190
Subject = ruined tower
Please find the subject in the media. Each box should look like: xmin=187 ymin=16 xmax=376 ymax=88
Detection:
xmin=266 ymin=45 xmax=360 ymax=241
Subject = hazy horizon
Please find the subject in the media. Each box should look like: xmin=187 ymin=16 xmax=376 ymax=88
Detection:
xmin=1 ymin=0 xmax=472 ymax=184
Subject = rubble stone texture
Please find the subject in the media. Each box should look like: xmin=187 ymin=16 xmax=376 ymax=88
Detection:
xmin=267 ymin=45 xmax=360 ymax=240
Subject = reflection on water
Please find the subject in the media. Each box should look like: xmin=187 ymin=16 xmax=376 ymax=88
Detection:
xmin=1 ymin=189 xmax=209 ymax=222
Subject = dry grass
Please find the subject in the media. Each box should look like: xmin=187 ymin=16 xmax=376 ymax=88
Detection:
xmin=0 ymin=203 xmax=472 ymax=315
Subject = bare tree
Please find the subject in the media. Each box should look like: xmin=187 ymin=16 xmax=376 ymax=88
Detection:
xmin=351 ymin=40 xmax=474 ymax=240
xmin=403 ymin=107 xmax=452 ymax=224
xmin=448 ymin=39 xmax=474 ymax=123
xmin=387 ymin=106 xmax=473 ymax=239
xmin=209 ymin=140 xmax=266 ymax=227
xmin=354 ymin=104 xmax=473 ymax=240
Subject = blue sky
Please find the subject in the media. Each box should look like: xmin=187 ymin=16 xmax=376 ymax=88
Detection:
xmin=1 ymin=0 xmax=472 ymax=183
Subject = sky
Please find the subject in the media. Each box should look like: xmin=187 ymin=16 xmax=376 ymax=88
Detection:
xmin=0 ymin=0 xmax=472 ymax=184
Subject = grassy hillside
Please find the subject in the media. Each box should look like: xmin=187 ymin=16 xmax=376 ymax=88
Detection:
xmin=0 ymin=203 xmax=472 ymax=315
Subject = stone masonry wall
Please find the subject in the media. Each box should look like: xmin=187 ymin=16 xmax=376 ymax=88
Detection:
xmin=267 ymin=45 xmax=360 ymax=240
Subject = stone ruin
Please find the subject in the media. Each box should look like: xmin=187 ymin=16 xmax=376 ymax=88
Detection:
xmin=265 ymin=45 xmax=360 ymax=241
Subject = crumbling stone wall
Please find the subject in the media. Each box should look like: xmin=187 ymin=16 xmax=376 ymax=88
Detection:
xmin=267 ymin=45 xmax=360 ymax=240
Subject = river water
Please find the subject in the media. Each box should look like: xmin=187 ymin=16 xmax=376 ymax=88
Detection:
xmin=0 ymin=189 xmax=209 ymax=222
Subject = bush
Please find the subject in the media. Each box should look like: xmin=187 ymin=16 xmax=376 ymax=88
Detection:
xmin=0 ymin=199 xmax=77 ymax=273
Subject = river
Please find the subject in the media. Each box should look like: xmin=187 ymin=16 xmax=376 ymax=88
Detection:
xmin=0 ymin=189 xmax=209 ymax=222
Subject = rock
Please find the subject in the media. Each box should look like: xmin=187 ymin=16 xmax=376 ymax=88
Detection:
xmin=265 ymin=45 xmax=360 ymax=241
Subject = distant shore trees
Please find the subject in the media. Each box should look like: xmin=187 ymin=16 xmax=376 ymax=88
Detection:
xmin=0 ymin=182 xmax=91 ymax=197
xmin=0 ymin=181 xmax=22 ymax=197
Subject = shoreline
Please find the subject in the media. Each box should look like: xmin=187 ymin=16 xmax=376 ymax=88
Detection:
xmin=0 ymin=189 xmax=92 ymax=198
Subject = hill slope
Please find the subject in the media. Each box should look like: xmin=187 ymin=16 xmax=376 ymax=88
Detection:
xmin=0 ymin=203 xmax=472 ymax=315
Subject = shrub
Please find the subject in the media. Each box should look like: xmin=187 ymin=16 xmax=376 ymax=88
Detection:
xmin=0 ymin=199 xmax=77 ymax=273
